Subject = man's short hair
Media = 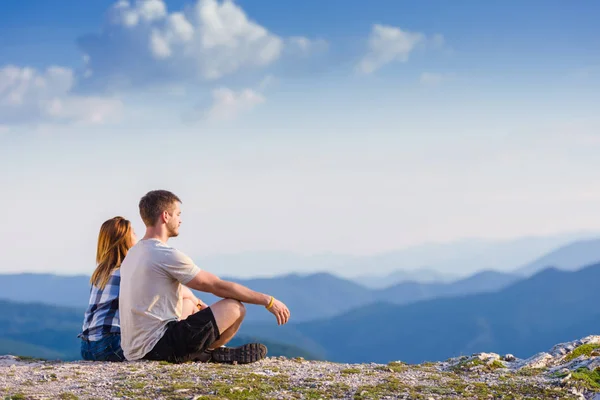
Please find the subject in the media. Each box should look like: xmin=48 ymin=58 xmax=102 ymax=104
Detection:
xmin=139 ymin=190 xmax=182 ymax=227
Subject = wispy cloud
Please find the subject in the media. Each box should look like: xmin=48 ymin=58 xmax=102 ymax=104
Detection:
xmin=0 ymin=65 xmax=122 ymax=125
xmin=357 ymin=25 xmax=444 ymax=74
xmin=77 ymin=0 xmax=325 ymax=92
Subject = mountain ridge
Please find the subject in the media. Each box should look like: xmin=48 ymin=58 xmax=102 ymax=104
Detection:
xmin=239 ymin=263 xmax=600 ymax=364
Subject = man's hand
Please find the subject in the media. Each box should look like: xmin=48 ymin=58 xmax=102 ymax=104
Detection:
xmin=267 ymin=298 xmax=290 ymax=325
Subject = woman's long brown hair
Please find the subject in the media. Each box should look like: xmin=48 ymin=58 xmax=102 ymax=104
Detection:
xmin=90 ymin=216 xmax=134 ymax=290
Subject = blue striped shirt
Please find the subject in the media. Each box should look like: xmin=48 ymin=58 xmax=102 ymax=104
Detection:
xmin=79 ymin=268 xmax=121 ymax=341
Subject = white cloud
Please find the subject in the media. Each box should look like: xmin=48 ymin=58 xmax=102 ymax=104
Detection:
xmin=207 ymin=87 xmax=265 ymax=120
xmin=150 ymin=29 xmax=172 ymax=58
xmin=0 ymin=65 xmax=122 ymax=125
xmin=357 ymin=24 xmax=443 ymax=74
xmin=78 ymin=0 xmax=323 ymax=90
xmin=111 ymin=0 xmax=167 ymax=26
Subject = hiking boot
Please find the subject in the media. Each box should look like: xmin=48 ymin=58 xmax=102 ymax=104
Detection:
xmin=210 ymin=343 xmax=267 ymax=364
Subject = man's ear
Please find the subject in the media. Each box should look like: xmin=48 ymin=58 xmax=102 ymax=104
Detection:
xmin=161 ymin=210 xmax=169 ymax=223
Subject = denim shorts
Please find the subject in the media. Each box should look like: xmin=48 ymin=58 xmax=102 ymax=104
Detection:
xmin=80 ymin=333 xmax=125 ymax=362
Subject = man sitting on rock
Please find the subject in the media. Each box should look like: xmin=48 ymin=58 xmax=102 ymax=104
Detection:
xmin=119 ymin=189 xmax=290 ymax=364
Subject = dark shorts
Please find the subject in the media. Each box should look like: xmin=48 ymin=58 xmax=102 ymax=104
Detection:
xmin=142 ymin=307 xmax=221 ymax=363
xmin=80 ymin=333 xmax=125 ymax=362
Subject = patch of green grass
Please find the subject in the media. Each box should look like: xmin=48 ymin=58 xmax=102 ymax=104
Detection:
xmin=340 ymin=368 xmax=361 ymax=375
xmin=571 ymin=367 xmax=600 ymax=391
xmin=58 ymin=393 xmax=79 ymax=400
xmin=5 ymin=394 xmax=26 ymax=400
xmin=449 ymin=357 xmax=485 ymax=373
xmin=354 ymin=377 xmax=410 ymax=399
xmin=517 ymin=367 xmax=545 ymax=376
xmin=128 ymin=381 xmax=146 ymax=390
xmin=565 ymin=343 xmax=600 ymax=362
xmin=166 ymin=370 xmax=187 ymax=379
xmin=171 ymin=371 xmax=294 ymax=400
xmin=386 ymin=361 xmax=407 ymax=373
xmin=488 ymin=360 xmax=507 ymax=370
xmin=15 ymin=355 xmax=45 ymax=362
xmin=469 ymin=382 xmax=492 ymax=396
xmin=445 ymin=379 xmax=468 ymax=395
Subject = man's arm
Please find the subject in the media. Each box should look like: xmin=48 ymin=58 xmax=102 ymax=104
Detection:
xmin=186 ymin=270 xmax=270 ymax=305
xmin=185 ymin=269 xmax=290 ymax=325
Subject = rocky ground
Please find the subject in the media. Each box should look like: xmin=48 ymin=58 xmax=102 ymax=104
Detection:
xmin=1 ymin=336 xmax=600 ymax=399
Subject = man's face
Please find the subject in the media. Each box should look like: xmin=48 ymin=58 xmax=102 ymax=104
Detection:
xmin=166 ymin=202 xmax=182 ymax=238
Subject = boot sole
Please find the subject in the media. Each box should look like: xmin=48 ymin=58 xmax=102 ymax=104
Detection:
xmin=211 ymin=343 xmax=267 ymax=364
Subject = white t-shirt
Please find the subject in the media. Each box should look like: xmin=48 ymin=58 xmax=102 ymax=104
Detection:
xmin=119 ymin=238 xmax=201 ymax=361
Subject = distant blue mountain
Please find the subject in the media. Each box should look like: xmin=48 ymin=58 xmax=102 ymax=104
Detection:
xmin=191 ymin=232 xmax=597 ymax=278
xmin=239 ymin=263 xmax=600 ymax=364
xmin=514 ymin=238 xmax=600 ymax=276
xmin=0 ymin=270 xmax=520 ymax=322
xmin=0 ymin=299 xmax=321 ymax=361
xmin=1 ymin=264 xmax=598 ymax=364
xmin=351 ymin=267 xmax=459 ymax=289
xmin=0 ymin=273 xmax=91 ymax=307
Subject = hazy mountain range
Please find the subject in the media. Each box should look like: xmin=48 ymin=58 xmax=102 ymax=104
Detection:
xmin=514 ymin=238 xmax=600 ymax=276
xmin=2 ymin=263 xmax=598 ymax=364
xmin=239 ymin=262 xmax=600 ymax=364
xmin=192 ymin=231 xmax=599 ymax=279
xmin=351 ymin=268 xmax=458 ymax=289
xmin=2 ymin=236 xmax=600 ymax=321
xmin=0 ymin=270 xmax=521 ymax=322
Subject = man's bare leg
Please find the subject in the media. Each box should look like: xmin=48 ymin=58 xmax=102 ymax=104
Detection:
xmin=181 ymin=285 xmax=204 ymax=319
xmin=207 ymin=298 xmax=246 ymax=348
xmin=181 ymin=298 xmax=197 ymax=319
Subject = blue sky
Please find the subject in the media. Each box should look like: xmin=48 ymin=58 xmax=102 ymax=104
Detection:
xmin=1 ymin=0 xmax=599 ymax=276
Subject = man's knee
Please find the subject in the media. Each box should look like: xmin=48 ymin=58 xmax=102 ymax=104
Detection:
xmin=210 ymin=299 xmax=246 ymax=333
xmin=228 ymin=299 xmax=246 ymax=319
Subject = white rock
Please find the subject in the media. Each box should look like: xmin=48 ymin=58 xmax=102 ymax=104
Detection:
xmin=519 ymin=352 xmax=553 ymax=369
xmin=474 ymin=352 xmax=500 ymax=362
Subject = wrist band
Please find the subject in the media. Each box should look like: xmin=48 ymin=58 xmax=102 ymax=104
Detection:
xmin=266 ymin=296 xmax=275 ymax=309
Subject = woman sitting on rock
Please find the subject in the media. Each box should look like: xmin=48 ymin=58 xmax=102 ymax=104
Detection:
xmin=79 ymin=216 xmax=137 ymax=362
